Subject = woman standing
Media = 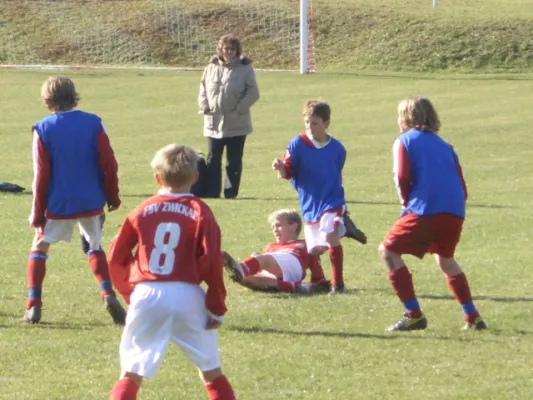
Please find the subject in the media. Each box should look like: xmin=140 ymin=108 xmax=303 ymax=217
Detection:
xmin=198 ymin=34 xmax=260 ymax=199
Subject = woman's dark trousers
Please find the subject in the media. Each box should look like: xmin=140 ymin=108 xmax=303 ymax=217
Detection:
xmin=205 ymin=135 xmax=247 ymax=199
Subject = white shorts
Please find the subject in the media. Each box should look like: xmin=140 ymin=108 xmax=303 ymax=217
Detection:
xmin=119 ymin=282 xmax=220 ymax=378
xmin=40 ymin=214 xmax=103 ymax=251
xmin=266 ymin=252 xmax=304 ymax=283
xmin=304 ymin=208 xmax=347 ymax=253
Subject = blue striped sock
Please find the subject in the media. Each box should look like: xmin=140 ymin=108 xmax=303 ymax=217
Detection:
xmin=461 ymin=302 xmax=478 ymax=316
xmin=99 ymin=280 xmax=113 ymax=293
xmin=28 ymin=287 xmax=42 ymax=300
xmin=403 ymin=298 xmax=421 ymax=314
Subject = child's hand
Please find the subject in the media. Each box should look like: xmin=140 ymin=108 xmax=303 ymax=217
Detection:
xmin=272 ymin=159 xmax=286 ymax=178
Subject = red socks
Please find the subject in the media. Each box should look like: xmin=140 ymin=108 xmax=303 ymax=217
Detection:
xmin=88 ymin=250 xmax=116 ymax=299
xmin=447 ymin=273 xmax=480 ymax=322
xmin=328 ymin=245 xmax=344 ymax=286
xmin=309 ymin=255 xmax=326 ymax=283
xmin=110 ymin=376 xmax=235 ymax=400
xmin=205 ymin=375 xmax=236 ymax=400
xmin=110 ymin=378 xmax=139 ymax=400
xmin=241 ymin=257 xmax=261 ymax=276
xmin=388 ymin=266 xmax=416 ymax=302
xmin=27 ymin=251 xmax=47 ymax=309
xmin=388 ymin=266 xmax=422 ymax=318
xmin=446 ymin=273 xmax=473 ymax=304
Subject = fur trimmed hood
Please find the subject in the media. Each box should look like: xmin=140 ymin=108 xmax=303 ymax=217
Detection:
xmin=209 ymin=55 xmax=252 ymax=65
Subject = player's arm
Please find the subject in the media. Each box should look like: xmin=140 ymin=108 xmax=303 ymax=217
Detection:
xmin=392 ymin=139 xmax=411 ymax=208
xmin=29 ymin=130 xmax=51 ymax=228
xmin=453 ymin=150 xmax=468 ymax=200
xmin=198 ymin=210 xmax=227 ymax=325
xmin=339 ymin=144 xmax=347 ymax=171
xmin=97 ymin=125 xmax=121 ymax=212
xmin=236 ymin=67 xmax=259 ymax=114
xmin=198 ymin=67 xmax=210 ymax=113
xmin=272 ymin=149 xmax=293 ymax=179
xmin=108 ymin=216 xmax=138 ymax=304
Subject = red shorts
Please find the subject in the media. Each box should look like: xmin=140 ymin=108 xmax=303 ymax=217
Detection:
xmin=382 ymin=213 xmax=463 ymax=259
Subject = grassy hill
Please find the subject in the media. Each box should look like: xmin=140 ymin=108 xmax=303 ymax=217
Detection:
xmin=1 ymin=0 xmax=532 ymax=72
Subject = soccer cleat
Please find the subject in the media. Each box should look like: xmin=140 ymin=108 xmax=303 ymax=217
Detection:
xmin=222 ymin=251 xmax=245 ymax=283
xmin=295 ymin=282 xmax=312 ymax=294
xmin=463 ymin=317 xmax=488 ymax=331
xmin=23 ymin=305 xmax=42 ymax=324
xmin=328 ymin=284 xmax=346 ymax=296
xmin=343 ymin=211 xmax=367 ymax=245
xmin=387 ymin=314 xmax=428 ymax=331
xmin=312 ymin=279 xmax=333 ymax=294
xmin=104 ymin=295 xmax=127 ymax=325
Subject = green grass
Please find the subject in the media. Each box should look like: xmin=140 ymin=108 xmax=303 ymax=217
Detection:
xmin=1 ymin=0 xmax=533 ymax=72
xmin=1 ymin=69 xmax=533 ymax=399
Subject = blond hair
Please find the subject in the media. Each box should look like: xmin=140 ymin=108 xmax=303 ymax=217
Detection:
xmin=268 ymin=209 xmax=302 ymax=235
xmin=302 ymin=100 xmax=331 ymax=122
xmin=398 ymin=96 xmax=441 ymax=133
xmin=151 ymin=144 xmax=199 ymax=188
xmin=41 ymin=76 xmax=79 ymax=112
xmin=217 ymin=34 xmax=242 ymax=61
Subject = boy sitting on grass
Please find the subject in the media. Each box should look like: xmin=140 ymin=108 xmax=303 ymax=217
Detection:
xmin=223 ymin=209 xmax=331 ymax=294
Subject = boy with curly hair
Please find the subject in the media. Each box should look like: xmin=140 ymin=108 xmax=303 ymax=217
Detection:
xmin=379 ymin=96 xmax=486 ymax=331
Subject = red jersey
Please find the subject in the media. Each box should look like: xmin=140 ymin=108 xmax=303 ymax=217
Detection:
xmin=108 ymin=192 xmax=226 ymax=318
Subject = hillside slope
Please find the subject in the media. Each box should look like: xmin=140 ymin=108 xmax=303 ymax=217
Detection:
xmin=1 ymin=0 xmax=532 ymax=72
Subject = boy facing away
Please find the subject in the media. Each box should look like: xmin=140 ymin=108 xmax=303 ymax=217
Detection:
xmin=107 ymin=145 xmax=236 ymax=400
xmin=222 ymin=209 xmax=331 ymax=294
xmin=379 ymin=96 xmax=487 ymax=331
xmin=272 ymin=100 xmax=367 ymax=295
xmin=25 ymin=76 xmax=125 ymax=325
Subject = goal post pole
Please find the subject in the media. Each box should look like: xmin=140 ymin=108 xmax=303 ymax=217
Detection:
xmin=299 ymin=0 xmax=309 ymax=74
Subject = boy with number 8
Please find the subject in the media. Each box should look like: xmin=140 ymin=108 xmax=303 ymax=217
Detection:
xmin=108 ymin=144 xmax=236 ymax=400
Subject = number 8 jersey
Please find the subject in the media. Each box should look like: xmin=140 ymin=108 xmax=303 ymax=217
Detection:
xmin=108 ymin=191 xmax=227 ymax=319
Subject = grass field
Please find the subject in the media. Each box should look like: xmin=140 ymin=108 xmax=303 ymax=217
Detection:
xmin=1 ymin=68 xmax=533 ymax=399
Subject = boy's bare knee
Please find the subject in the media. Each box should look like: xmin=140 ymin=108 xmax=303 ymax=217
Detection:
xmin=31 ymin=236 xmax=50 ymax=254
xmin=435 ymin=255 xmax=462 ymax=276
xmin=121 ymin=372 xmax=143 ymax=386
xmin=378 ymin=243 xmax=388 ymax=259
xmin=199 ymin=367 xmax=223 ymax=383
xmin=310 ymin=246 xmax=327 ymax=256
xmin=325 ymin=232 xmax=341 ymax=247
xmin=378 ymin=243 xmax=404 ymax=271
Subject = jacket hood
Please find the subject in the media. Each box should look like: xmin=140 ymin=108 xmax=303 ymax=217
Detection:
xmin=210 ymin=55 xmax=252 ymax=65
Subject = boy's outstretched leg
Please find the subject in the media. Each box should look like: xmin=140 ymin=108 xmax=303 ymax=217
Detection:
xmin=202 ymin=368 xmax=236 ymax=400
xmin=24 ymin=234 xmax=50 ymax=323
xmin=88 ymin=249 xmax=126 ymax=325
xmin=436 ymin=255 xmax=487 ymax=330
xmin=379 ymin=244 xmax=427 ymax=331
xmin=343 ymin=210 xmax=367 ymax=245
xmin=222 ymin=252 xmax=282 ymax=283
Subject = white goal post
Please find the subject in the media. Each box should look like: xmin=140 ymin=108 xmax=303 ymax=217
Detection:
xmin=0 ymin=0 xmax=319 ymax=74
